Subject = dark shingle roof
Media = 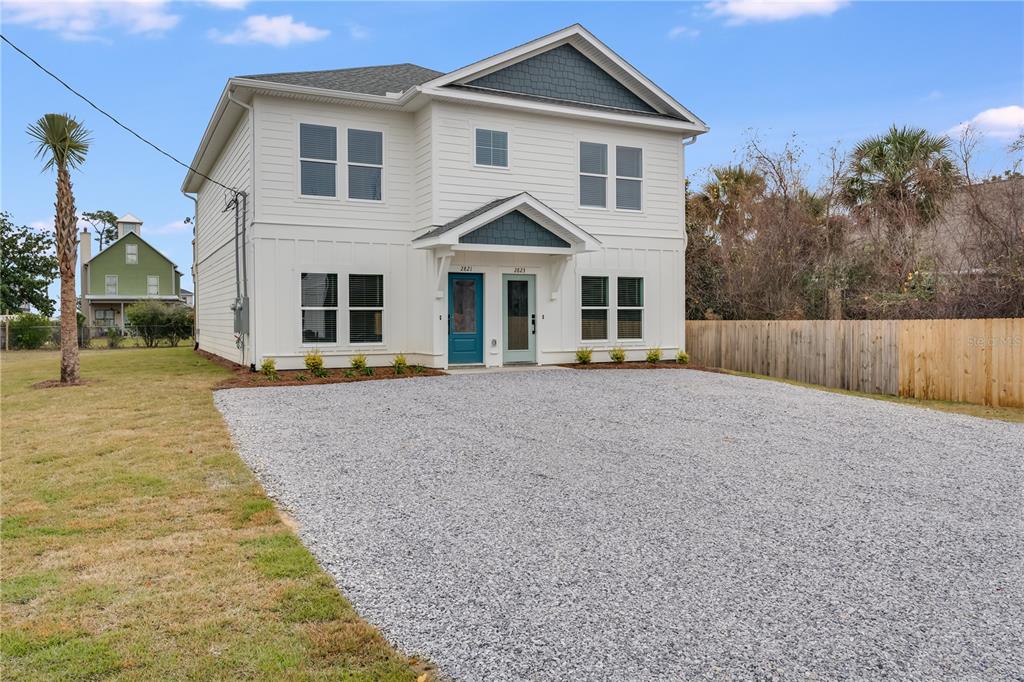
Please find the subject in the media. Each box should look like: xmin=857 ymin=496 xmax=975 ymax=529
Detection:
xmin=239 ymin=63 xmax=444 ymax=96
xmin=415 ymin=195 xmax=523 ymax=241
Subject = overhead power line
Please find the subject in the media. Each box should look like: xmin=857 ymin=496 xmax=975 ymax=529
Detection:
xmin=0 ymin=33 xmax=239 ymax=195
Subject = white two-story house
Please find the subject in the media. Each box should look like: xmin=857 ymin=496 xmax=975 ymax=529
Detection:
xmin=182 ymin=24 xmax=707 ymax=370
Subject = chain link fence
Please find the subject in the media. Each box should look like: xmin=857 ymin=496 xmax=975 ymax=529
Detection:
xmin=1 ymin=320 xmax=194 ymax=350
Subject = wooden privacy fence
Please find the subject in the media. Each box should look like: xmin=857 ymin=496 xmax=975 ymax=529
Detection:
xmin=686 ymin=318 xmax=1023 ymax=408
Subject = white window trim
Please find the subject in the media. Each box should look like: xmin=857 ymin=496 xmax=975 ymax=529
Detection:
xmin=95 ymin=309 xmax=115 ymax=324
xmin=615 ymin=145 xmax=644 ymax=213
xmin=578 ymin=141 xmax=609 ymax=211
xmin=579 ymin=274 xmax=610 ymax=343
xmin=615 ymin=275 xmax=645 ymax=343
xmin=105 ymin=274 xmax=118 ymax=295
xmin=299 ymin=271 xmax=340 ymax=346
xmin=125 ymin=243 xmax=138 ymax=265
xmin=473 ymin=127 xmax=511 ymax=171
xmin=147 ymin=275 xmax=160 ymax=296
xmin=297 ymin=121 xmax=340 ymax=201
xmin=346 ymin=127 xmax=386 ymax=203
xmin=348 ymin=273 xmax=386 ymax=346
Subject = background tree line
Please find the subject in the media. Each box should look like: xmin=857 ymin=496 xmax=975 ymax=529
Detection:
xmin=685 ymin=126 xmax=1024 ymax=321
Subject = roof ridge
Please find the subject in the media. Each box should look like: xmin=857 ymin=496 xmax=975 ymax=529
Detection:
xmin=240 ymin=62 xmax=442 ymax=80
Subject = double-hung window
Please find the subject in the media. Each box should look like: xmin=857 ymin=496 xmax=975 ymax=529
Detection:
xmin=300 ymin=273 xmax=338 ymax=343
xmin=348 ymin=129 xmax=383 ymax=201
xmin=617 ymin=277 xmax=644 ymax=339
xmin=475 ymin=129 xmax=508 ymax=167
xmin=580 ymin=276 xmax=609 ymax=341
xmin=349 ymin=274 xmax=383 ymax=343
xmin=147 ymin=275 xmax=160 ymax=296
xmin=125 ymin=243 xmax=138 ymax=264
xmin=616 ymin=146 xmax=643 ymax=211
xmin=579 ymin=142 xmax=608 ymax=208
xmin=105 ymin=275 xmax=118 ymax=295
xmin=299 ymin=123 xmax=337 ymax=197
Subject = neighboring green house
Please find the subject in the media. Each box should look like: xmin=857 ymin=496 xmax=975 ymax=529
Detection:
xmin=80 ymin=214 xmax=185 ymax=331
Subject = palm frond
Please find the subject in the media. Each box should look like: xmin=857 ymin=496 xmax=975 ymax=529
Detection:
xmin=27 ymin=113 xmax=91 ymax=172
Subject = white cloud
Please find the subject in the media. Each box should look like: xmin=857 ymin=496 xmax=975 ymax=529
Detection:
xmin=346 ymin=21 xmax=369 ymax=40
xmin=209 ymin=14 xmax=329 ymax=47
xmin=149 ymin=220 xmax=191 ymax=235
xmin=199 ymin=0 xmax=248 ymax=8
xmin=667 ymin=25 xmax=701 ymax=39
xmin=1 ymin=0 xmax=180 ymax=41
xmin=707 ymin=0 xmax=849 ymax=24
xmin=923 ymin=90 xmax=943 ymax=102
xmin=949 ymin=105 xmax=1024 ymax=140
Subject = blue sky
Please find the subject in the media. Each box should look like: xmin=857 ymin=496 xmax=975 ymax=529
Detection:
xmin=2 ymin=1 xmax=1022 ymax=300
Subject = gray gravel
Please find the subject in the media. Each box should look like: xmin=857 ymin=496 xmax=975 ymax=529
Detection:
xmin=215 ymin=369 xmax=1024 ymax=680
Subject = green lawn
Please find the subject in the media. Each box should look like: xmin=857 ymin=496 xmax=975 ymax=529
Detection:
xmin=725 ymin=370 xmax=1024 ymax=423
xmin=1 ymin=348 xmax=431 ymax=681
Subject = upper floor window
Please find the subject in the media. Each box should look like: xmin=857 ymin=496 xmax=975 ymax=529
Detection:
xmin=147 ymin=275 xmax=160 ymax=296
xmin=348 ymin=129 xmax=383 ymax=201
xmin=301 ymin=273 xmax=338 ymax=343
xmin=125 ymin=243 xmax=138 ymax=265
xmin=105 ymin=274 xmax=118 ymax=295
xmin=349 ymin=274 xmax=384 ymax=343
xmin=299 ymin=123 xmax=337 ymax=197
xmin=616 ymin=146 xmax=643 ymax=211
xmin=579 ymin=142 xmax=607 ymax=208
xmin=475 ymin=129 xmax=508 ymax=167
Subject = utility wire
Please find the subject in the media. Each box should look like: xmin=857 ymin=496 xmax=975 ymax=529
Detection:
xmin=1 ymin=33 xmax=240 ymax=195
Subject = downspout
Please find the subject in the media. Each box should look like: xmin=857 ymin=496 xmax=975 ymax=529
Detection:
xmin=182 ymin=190 xmax=198 ymax=348
xmin=680 ymin=134 xmax=698 ymax=356
xmin=227 ymin=88 xmax=256 ymax=369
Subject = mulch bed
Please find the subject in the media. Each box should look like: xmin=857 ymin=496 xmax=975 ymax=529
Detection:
xmin=560 ymin=361 xmax=726 ymax=373
xmin=214 ymin=365 xmax=446 ymax=390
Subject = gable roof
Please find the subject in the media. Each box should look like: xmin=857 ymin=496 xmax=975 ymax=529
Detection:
xmin=414 ymin=192 xmax=601 ymax=253
xmin=86 ymin=230 xmax=182 ymax=274
xmin=117 ymin=212 xmax=142 ymax=223
xmin=239 ymin=63 xmax=443 ymax=96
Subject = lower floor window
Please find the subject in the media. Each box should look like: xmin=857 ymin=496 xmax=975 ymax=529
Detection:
xmin=95 ymin=309 xmax=115 ymax=326
xmin=616 ymin=277 xmax=644 ymax=339
xmin=349 ymin=274 xmax=383 ymax=343
xmin=580 ymin=275 xmax=609 ymax=341
xmin=301 ymin=273 xmax=338 ymax=343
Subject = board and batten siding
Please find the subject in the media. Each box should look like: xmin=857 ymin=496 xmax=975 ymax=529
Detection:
xmin=195 ymin=114 xmax=251 ymax=364
xmin=430 ymin=100 xmax=686 ymax=239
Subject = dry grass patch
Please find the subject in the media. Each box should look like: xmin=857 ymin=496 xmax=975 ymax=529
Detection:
xmin=1 ymin=347 xmax=432 ymax=680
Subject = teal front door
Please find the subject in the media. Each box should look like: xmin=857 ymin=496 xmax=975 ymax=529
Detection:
xmin=502 ymin=274 xmax=536 ymax=364
xmin=448 ymin=273 xmax=483 ymax=364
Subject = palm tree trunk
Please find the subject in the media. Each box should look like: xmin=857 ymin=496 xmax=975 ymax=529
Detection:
xmin=56 ymin=164 xmax=80 ymax=384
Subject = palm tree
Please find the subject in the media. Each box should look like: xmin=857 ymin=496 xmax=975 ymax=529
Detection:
xmin=842 ymin=125 xmax=960 ymax=226
xmin=28 ymin=114 xmax=91 ymax=384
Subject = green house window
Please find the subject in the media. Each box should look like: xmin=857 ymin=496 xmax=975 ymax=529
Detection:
xmin=105 ymin=275 xmax=118 ymax=295
xmin=125 ymin=243 xmax=138 ymax=265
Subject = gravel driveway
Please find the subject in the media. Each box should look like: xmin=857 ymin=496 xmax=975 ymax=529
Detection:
xmin=215 ymin=369 xmax=1023 ymax=680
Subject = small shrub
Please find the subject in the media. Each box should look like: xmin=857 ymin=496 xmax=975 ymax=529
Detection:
xmin=393 ymin=354 xmax=408 ymax=375
xmin=676 ymin=350 xmax=690 ymax=365
xmin=165 ymin=305 xmax=194 ymax=347
xmin=296 ymin=374 xmax=308 ymax=382
xmin=343 ymin=369 xmax=355 ymax=378
xmin=9 ymin=313 xmax=52 ymax=349
xmin=350 ymin=353 xmax=367 ymax=371
xmin=124 ymin=300 xmax=169 ymax=347
xmin=412 ymin=365 xmax=425 ymax=374
xmin=361 ymin=366 xmax=374 ymax=376
xmin=304 ymin=350 xmax=324 ymax=372
xmin=106 ymin=327 xmax=122 ymax=349
xmin=575 ymin=347 xmax=593 ymax=364
xmin=646 ymin=348 xmax=662 ymax=363
xmin=609 ymin=346 xmax=626 ymax=364
xmin=260 ymin=358 xmax=279 ymax=381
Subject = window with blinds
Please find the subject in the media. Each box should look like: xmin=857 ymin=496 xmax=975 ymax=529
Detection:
xmin=579 ymin=142 xmax=608 ymax=208
xmin=348 ymin=129 xmax=383 ymax=201
xmin=300 ymin=273 xmax=338 ymax=343
xmin=475 ymin=128 xmax=508 ymax=167
xmin=299 ymin=123 xmax=337 ymax=197
xmin=617 ymin=276 xmax=643 ymax=339
xmin=580 ymin=275 xmax=608 ymax=340
xmin=349 ymin=274 xmax=383 ymax=343
xmin=616 ymin=146 xmax=643 ymax=211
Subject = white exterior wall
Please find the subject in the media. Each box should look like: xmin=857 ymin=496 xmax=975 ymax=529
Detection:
xmin=197 ymin=95 xmax=687 ymax=369
xmin=195 ymin=113 xmax=251 ymax=365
